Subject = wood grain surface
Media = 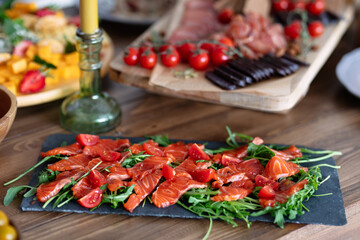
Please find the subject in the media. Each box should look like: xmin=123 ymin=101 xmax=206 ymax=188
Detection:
xmin=0 ymin=11 xmax=360 ymax=240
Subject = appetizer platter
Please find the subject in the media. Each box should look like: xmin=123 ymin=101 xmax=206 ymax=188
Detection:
xmin=109 ymin=0 xmax=354 ymax=112
xmin=0 ymin=1 xmax=114 ymax=107
xmin=4 ymin=128 xmax=346 ymax=233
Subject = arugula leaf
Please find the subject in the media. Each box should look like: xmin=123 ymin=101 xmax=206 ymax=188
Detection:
xmin=121 ymin=150 xmax=152 ymax=168
xmin=4 ymin=155 xmax=66 ymax=186
xmin=33 ymin=55 xmax=57 ymax=69
xmin=4 ymin=185 xmax=36 ymax=206
xmin=64 ymin=35 xmax=76 ymax=54
xmin=102 ymin=185 xmax=135 ymax=208
xmin=38 ymin=169 xmax=59 ymax=185
xmin=0 ymin=0 xmax=15 ymax=23
xmin=246 ymin=143 xmax=275 ymax=162
xmin=4 ymin=18 xmax=38 ymax=45
xmin=225 ymin=126 xmax=253 ymax=148
xmin=144 ymin=134 xmax=171 ymax=147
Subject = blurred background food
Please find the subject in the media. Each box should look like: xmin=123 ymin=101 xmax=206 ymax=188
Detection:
xmin=0 ymin=210 xmax=18 ymax=240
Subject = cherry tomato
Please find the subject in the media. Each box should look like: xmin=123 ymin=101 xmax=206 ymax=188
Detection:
xmin=160 ymin=48 xmax=180 ymax=67
xmin=221 ymin=154 xmax=242 ymax=166
xmin=143 ymin=140 xmax=164 ymax=157
xmin=0 ymin=211 xmax=9 ymax=227
xmin=288 ymin=0 xmax=306 ymax=10
xmin=158 ymin=44 xmax=176 ymax=53
xmin=308 ymin=21 xmax=324 ymax=38
xmin=255 ymin=175 xmax=280 ymax=190
xmin=218 ymin=37 xmax=234 ymax=48
xmin=191 ymin=168 xmax=215 ymax=183
xmin=218 ymin=8 xmax=234 ymax=24
xmin=138 ymin=42 xmax=155 ymax=56
xmin=307 ymin=0 xmax=325 ymax=16
xmin=284 ymin=20 xmax=302 ymax=40
xmin=272 ymin=0 xmax=289 ymax=12
xmin=200 ymin=42 xmax=215 ymax=54
xmin=139 ymin=50 xmax=157 ymax=69
xmin=123 ymin=47 xmax=139 ymax=66
xmin=100 ymin=150 xmax=121 ymax=162
xmin=188 ymin=144 xmax=210 ymax=160
xmin=19 ymin=70 xmax=46 ymax=94
xmin=89 ymin=169 xmax=107 ymax=188
xmin=258 ymin=185 xmax=276 ymax=199
xmin=76 ymin=134 xmax=99 ymax=146
xmin=162 ymin=164 xmax=175 ymax=180
xmin=0 ymin=225 xmax=17 ymax=240
xmin=78 ymin=188 xmax=103 ymax=208
xmin=177 ymin=43 xmax=196 ymax=62
xmin=188 ymin=50 xmax=209 ymax=70
xmin=211 ymin=47 xmax=231 ymax=67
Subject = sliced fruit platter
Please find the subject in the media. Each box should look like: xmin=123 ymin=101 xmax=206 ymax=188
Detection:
xmin=3 ymin=128 xmax=346 ymax=233
xmin=110 ymin=0 xmax=354 ymax=112
xmin=0 ymin=1 xmax=113 ymax=107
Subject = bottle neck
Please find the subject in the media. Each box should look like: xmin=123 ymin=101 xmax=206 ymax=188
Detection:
xmin=76 ymin=29 xmax=103 ymax=96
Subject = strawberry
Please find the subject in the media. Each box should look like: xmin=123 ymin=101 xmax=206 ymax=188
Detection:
xmin=19 ymin=70 xmax=46 ymax=94
xmin=12 ymin=40 xmax=33 ymax=57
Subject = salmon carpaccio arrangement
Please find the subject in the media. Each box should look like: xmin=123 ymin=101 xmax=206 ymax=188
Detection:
xmin=4 ymin=128 xmax=341 ymax=228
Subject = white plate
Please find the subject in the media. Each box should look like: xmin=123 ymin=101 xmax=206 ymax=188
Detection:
xmin=336 ymin=48 xmax=360 ymax=98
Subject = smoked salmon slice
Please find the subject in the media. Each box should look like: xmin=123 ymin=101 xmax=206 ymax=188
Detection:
xmin=152 ymin=176 xmax=207 ymax=208
xmin=264 ymin=156 xmax=307 ymax=180
xmin=71 ymin=176 xmax=93 ymax=199
xmin=37 ymin=169 xmax=85 ymax=202
xmin=41 ymin=142 xmax=82 ymax=158
xmin=107 ymin=173 xmax=128 ymax=192
xmin=164 ymin=142 xmax=189 ymax=162
xmin=123 ymin=169 xmax=163 ymax=212
xmin=211 ymin=186 xmax=252 ymax=202
xmin=47 ymin=154 xmax=92 ymax=172
xmin=127 ymin=156 xmax=172 ymax=180
xmin=87 ymin=158 xmax=116 ymax=171
xmin=83 ymin=139 xmax=130 ymax=157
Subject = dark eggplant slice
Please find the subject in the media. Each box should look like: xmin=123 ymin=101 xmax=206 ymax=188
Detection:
xmin=282 ymin=54 xmax=310 ymax=66
xmin=219 ymin=65 xmax=252 ymax=85
xmin=205 ymin=71 xmax=237 ymax=90
xmin=215 ymin=67 xmax=246 ymax=87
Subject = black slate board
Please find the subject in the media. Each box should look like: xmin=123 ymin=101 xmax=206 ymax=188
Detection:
xmin=21 ymin=134 xmax=347 ymax=226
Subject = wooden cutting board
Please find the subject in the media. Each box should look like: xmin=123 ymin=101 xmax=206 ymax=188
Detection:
xmin=109 ymin=1 xmax=354 ymax=113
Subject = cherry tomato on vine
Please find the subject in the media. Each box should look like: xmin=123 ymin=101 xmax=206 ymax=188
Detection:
xmin=284 ymin=20 xmax=302 ymax=40
xmin=308 ymin=21 xmax=324 ymax=38
xmin=218 ymin=8 xmax=234 ymax=24
xmin=123 ymin=47 xmax=139 ymax=66
xmin=218 ymin=36 xmax=234 ymax=48
xmin=200 ymin=42 xmax=215 ymax=54
xmin=160 ymin=48 xmax=180 ymax=67
xmin=138 ymin=45 xmax=155 ymax=56
xmin=307 ymin=0 xmax=325 ymax=16
xmin=177 ymin=43 xmax=196 ymax=62
xmin=288 ymin=0 xmax=307 ymax=11
xmin=211 ymin=47 xmax=232 ymax=67
xmin=272 ymin=0 xmax=289 ymax=12
xmin=188 ymin=50 xmax=210 ymax=70
xmin=139 ymin=50 xmax=157 ymax=69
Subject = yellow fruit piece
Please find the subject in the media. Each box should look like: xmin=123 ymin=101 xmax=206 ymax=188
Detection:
xmin=0 ymin=76 xmax=6 ymax=84
xmin=13 ymin=2 xmax=37 ymax=13
xmin=46 ymin=69 xmax=59 ymax=85
xmin=8 ymin=58 xmax=27 ymax=74
xmin=0 ymin=211 xmax=9 ymax=227
xmin=0 ymin=225 xmax=18 ymax=240
xmin=25 ymin=45 xmax=37 ymax=60
xmin=9 ymin=75 xmax=23 ymax=86
xmin=0 ymin=53 xmax=11 ymax=64
xmin=27 ymin=62 xmax=42 ymax=71
xmin=47 ymin=53 xmax=62 ymax=67
xmin=5 ymin=9 xmax=22 ymax=19
xmin=37 ymin=45 xmax=51 ymax=61
xmin=58 ymin=66 xmax=71 ymax=80
xmin=1 ymin=81 xmax=17 ymax=95
xmin=64 ymin=52 xmax=79 ymax=65
xmin=0 ymin=68 xmax=12 ymax=79
xmin=68 ymin=65 xmax=80 ymax=79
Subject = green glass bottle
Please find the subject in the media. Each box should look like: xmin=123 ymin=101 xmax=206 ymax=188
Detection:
xmin=60 ymin=29 xmax=121 ymax=134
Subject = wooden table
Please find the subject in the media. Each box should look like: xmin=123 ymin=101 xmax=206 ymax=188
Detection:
xmin=1 ymin=14 xmax=360 ymax=240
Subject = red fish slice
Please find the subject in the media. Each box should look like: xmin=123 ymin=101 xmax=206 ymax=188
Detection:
xmin=83 ymin=139 xmax=130 ymax=157
xmin=37 ymin=169 xmax=85 ymax=202
xmin=47 ymin=154 xmax=92 ymax=172
xmin=127 ymin=156 xmax=173 ymax=180
xmin=106 ymin=173 xmax=128 ymax=192
xmin=211 ymin=186 xmax=252 ymax=202
xmin=124 ymin=169 xmax=163 ymax=212
xmin=152 ymin=176 xmax=207 ymax=208
xmin=263 ymin=156 xmax=307 ymax=180
xmin=41 ymin=142 xmax=82 ymax=158
xmin=164 ymin=142 xmax=189 ymax=162
xmin=71 ymin=176 xmax=93 ymax=199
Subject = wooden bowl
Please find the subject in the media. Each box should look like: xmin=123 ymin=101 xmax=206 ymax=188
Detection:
xmin=0 ymin=85 xmax=17 ymax=143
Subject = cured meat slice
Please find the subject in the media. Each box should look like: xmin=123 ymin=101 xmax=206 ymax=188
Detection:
xmin=107 ymin=173 xmax=128 ymax=192
xmin=109 ymin=166 xmax=130 ymax=179
xmin=87 ymin=158 xmax=116 ymax=171
xmin=263 ymin=156 xmax=307 ymax=180
xmin=236 ymin=159 xmax=265 ymax=181
xmin=152 ymin=176 xmax=207 ymax=208
xmin=47 ymin=154 xmax=92 ymax=172
xmin=164 ymin=142 xmax=189 ymax=162
xmin=123 ymin=169 xmax=163 ymax=212
xmin=278 ymin=145 xmax=303 ymax=159
xmin=211 ymin=186 xmax=252 ymax=202
xmin=83 ymin=139 xmax=130 ymax=157
xmin=36 ymin=169 xmax=85 ymax=202
xmin=128 ymin=156 xmax=172 ymax=180
xmin=41 ymin=142 xmax=82 ymax=158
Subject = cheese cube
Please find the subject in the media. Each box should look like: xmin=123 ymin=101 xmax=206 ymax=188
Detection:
xmin=9 ymin=58 xmax=27 ymax=74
